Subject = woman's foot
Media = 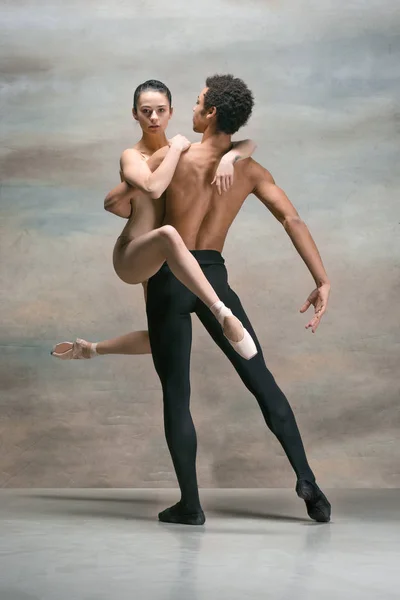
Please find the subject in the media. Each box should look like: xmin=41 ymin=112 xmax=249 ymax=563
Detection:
xmin=210 ymin=301 xmax=258 ymax=360
xmin=51 ymin=339 xmax=98 ymax=360
xmin=223 ymin=314 xmax=246 ymax=342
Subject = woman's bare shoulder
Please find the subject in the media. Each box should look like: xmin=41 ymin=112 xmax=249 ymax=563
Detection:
xmin=120 ymin=147 xmax=147 ymax=166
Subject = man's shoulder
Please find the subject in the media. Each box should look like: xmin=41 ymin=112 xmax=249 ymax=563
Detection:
xmin=238 ymin=158 xmax=275 ymax=186
xmin=182 ymin=142 xmax=202 ymax=159
xmin=175 ymin=143 xmax=206 ymax=168
xmin=246 ymin=158 xmax=275 ymax=179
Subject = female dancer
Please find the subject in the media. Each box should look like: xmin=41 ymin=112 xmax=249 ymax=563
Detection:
xmin=52 ymin=80 xmax=257 ymax=361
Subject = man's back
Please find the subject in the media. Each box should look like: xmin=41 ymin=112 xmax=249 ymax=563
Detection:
xmin=163 ymin=142 xmax=260 ymax=251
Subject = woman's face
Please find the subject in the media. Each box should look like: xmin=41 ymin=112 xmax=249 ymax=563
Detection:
xmin=133 ymin=90 xmax=173 ymax=134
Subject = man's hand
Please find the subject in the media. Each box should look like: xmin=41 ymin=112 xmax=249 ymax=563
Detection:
xmin=212 ymin=157 xmax=234 ymax=195
xmin=300 ymin=283 xmax=330 ymax=333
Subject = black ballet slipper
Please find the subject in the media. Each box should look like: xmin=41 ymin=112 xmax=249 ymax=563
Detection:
xmin=296 ymin=479 xmax=331 ymax=523
xmin=158 ymin=502 xmax=205 ymax=525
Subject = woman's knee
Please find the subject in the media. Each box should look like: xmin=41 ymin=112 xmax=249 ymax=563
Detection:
xmin=157 ymin=225 xmax=182 ymax=249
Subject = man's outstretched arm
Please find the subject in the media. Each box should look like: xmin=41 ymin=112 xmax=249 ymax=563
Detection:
xmin=252 ymin=164 xmax=331 ymax=333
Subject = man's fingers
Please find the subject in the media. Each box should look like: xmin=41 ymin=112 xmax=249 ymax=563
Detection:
xmin=305 ymin=307 xmax=325 ymax=333
xmin=216 ymin=179 xmax=222 ymax=195
xmin=299 ymin=300 xmax=311 ymax=313
xmin=312 ymin=315 xmax=322 ymax=333
xmin=305 ymin=317 xmax=318 ymax=332
xmin=211 ymin=176 xmax=216 ymax=185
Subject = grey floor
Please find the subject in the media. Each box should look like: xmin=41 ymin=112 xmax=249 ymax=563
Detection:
xmin=0 ymin=489 xmax=398 ymax=600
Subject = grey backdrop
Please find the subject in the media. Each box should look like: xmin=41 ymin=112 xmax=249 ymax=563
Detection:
xmin=1 ymin=0 xmax=399 ymax=488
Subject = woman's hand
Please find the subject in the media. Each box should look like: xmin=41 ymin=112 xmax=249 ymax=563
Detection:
xmin=212 ymin=157 xmax=234 ymax=195
xmin=169 ymin=134 xmax=191 ymax=153
xmin=212 ymin=139 xmax=257 ymax=194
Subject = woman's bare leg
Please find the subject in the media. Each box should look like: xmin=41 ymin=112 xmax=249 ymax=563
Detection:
xmin=93 ymin=281 xmax=151 ymax=355
xmin=52 ymin=226 xmax=257 ymax=361
xmin=52 ymin=331 xmax=151 ymax=359
xmin=97 ymin=330 xmax=151 ymax=355
xmin=52 ymin=284 xmax=151 ymax=359
xmin=118 ymin=225 xmax=246 ymax=343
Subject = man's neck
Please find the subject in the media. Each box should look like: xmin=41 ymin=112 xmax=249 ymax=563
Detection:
xmin=201 ymin=127 xmax=232 ymax=155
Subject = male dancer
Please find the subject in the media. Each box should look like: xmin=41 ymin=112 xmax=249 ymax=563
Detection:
xmin=128 ymin=75 xmax=331 ymax=525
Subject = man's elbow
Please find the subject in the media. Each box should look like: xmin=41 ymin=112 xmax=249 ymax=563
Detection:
xmin=104 ymin=191 xmax=122 ymax=212
xmin=282 ymin=214 xmax=304 ymax=231
xmin=104 ymin=193 xmax=114 ymax=212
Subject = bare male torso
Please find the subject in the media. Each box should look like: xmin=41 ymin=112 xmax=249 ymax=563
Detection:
xmin=116 ymin=142 xmax=270 ymax=251
xmin=162 ymin=143 xmax=255 ymax=251
xmin=151 ymin=142 xmax=268 ymax=251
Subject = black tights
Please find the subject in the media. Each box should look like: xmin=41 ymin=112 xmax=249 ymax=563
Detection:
xmin=146 ymin=250 xmax=315 ymax=510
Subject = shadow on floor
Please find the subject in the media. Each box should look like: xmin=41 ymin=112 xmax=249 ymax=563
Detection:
xmin=24 ymin=492 xmax=314 ymax=525
xmin=212 ymin=506 xmax=311 ymax=523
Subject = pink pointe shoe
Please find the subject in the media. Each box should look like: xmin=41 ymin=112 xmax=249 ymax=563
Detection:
xmin=211 ymin=301 xmax=258 ymax=360
xmin=51 ymin=339 xmax=98 ymax=360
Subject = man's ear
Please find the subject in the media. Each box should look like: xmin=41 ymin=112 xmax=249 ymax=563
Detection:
xmin=206 ymin=106 xmax=217 ymax=121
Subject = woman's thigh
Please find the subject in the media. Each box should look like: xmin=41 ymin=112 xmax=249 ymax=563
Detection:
xmin=113 ymin=229 xmax=168 ymax=285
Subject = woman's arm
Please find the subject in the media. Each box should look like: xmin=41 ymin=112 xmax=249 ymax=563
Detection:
xmin=120 ymin=134 xmax=190 ymax=199
xmin=212 ymin=139 xmax=257 ymax=194
xmin=226 ymin=139 xmax=257 ymax=163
